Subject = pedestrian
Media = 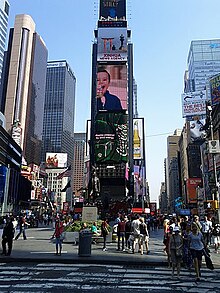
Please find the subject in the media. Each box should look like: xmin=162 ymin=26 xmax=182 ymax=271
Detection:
xmin=131 ymin=215 xmax=141 ymax=253
xmin=182 ymin=224 xmax=193 ymax=270
xmin=169 ymin=226 xmax=183 ymax=278
xmin=201 ymin=216 xmax=212 ymax=246
xmin=139 ymin=217 xmax=150 ymax=255
xmin=117 ymin=216 xmax=126 ymax=251
xmin=125 ymin=215 xmax=132 ymax=250
xmin=14 ymin=215 xmax=29 ymax=240
xmin=52 ymin=217 xmax=64 ymax=255
xmin=101 ymin=218 xmax=110 ymax=251
xmin=1 ymin=216 xmax=15 ymax=256
xmin=212 ymin=221 xmax=220 ymax=253
xmin=188 ymin=223 xmax=205 ymax=281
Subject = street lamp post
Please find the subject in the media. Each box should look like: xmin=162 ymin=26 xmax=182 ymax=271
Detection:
xmin=207 ymin=105 xmax=220 ymax=223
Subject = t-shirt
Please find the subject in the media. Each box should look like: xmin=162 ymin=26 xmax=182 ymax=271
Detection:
xmin=188 ymin=231 xmax=204 ymax=250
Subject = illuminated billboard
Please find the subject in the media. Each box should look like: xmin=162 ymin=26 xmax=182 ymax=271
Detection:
xmin=46 ymin=153 xmax=67 ymax=168
xmin=97 ymin=27 xmax=127 ymax=62
xmin=210 ymin=74 xmax=220 ymax=106
xmin=187 ymin=178 xmax=202 ymax=203
xmin=133 ymin=118 xmax=144 ymax=160
xmin=182 ymin=90 xmax=207 ymax=118
xmin=94 ymin=112 xmax=128 ymax=163
xmin=96 ymin=64 xmax=127 ymax=111
xmin=99 ymin=0 xmax=126 ymax=20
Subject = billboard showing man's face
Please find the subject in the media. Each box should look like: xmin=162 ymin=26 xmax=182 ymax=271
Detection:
xmin=96 ymin=64 xmax=127 ymax=111
xmin=94 ymin=112 xmax=128 ymax=163
xmin=97 ymin=27 xmax=127 ymax=62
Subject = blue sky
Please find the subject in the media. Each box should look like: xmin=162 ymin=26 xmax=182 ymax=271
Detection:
xmin=8 ymin=0 xmax=220 ymax=202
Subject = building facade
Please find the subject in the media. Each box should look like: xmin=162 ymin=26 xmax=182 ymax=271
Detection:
xmin=186 ymin=39 xmax=220 ymax=93
xmin=73 ymin=132 xmax=86 ymax=197
xmin=41 ymin=60 xmax=76 ymax=166
xmin=0 ymin=0 xmax=9 ymax=82
xmin=0 ymin=14 xmax=48 ymax=165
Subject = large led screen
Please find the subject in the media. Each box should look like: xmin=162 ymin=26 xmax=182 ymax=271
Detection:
xmin=99 ymin=0 xmax=126 ymax=20
xmin=94 ymin=112 xmax=128 ymax=163
xmin=97 ymin=27 xmax=127 ymax=61
xmin=210 ymin=74 xmax=220 ymax=106
xmin=96 ymin=64 xmax=127 ymax=111
xmin=46 ymin=153 xmax=67 ymax=168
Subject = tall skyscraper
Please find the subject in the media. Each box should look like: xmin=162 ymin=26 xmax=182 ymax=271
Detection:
xmin=73 ymin=132 xmax=86 ymax=197
xmin=1 ymin=14 xmax=48 ymax=165
xmin=0 ymin=0 xmax=9 ymax=82
xmin=41 ymin=61 xmax=76 ymax=167
xmin=186 ymin=39 xmax=220 ymax=93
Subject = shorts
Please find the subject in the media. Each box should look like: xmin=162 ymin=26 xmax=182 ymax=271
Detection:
xmin=213 ymin=236 xmax=220 ymax=245
xmin=190 ymin=249 xmax=203 ymax=260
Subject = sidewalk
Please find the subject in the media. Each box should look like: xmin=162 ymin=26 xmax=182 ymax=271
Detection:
xmin=0 ymin=226 xmax=220 ymax=268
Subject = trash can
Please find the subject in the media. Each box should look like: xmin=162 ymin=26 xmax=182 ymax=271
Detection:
xmin=78 ymin=229 xmax=92 ymax=256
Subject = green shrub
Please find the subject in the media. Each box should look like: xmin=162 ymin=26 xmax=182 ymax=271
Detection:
xmin=64 ymin=220 xmax=111 ymax=232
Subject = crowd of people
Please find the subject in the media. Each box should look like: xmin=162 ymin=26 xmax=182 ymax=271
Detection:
xmin=163 ymin=215 xmax=219 ymax=281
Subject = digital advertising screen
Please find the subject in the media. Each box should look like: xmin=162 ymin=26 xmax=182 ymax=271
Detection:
xmin=94 ymin=112 xmax=128 ymax=163
xmin=99 ymin=0 xmax=126 ymax=20
xmin=96 ymin=64 xmax=127 ymax=111
xmin=97 ymin=27 xmax=127 ymax=62
xmin=210 ymin=74 xmax=220 ymax=106
xmin=45 ymin=153 xmax=67 ymax=168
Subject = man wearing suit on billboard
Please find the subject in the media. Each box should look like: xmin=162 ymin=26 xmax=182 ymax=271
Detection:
xmin=96 ymin=68 xmax=122 ymax=111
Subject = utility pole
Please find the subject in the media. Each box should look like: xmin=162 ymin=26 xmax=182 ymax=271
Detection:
xmin=207 ymin=105 xmax=220 ymax=223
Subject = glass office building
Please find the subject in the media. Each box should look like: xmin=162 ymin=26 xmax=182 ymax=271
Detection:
xmin=42 ymin=61 xmax=76 ymax=166
xmin=186 ymin=39 xmax=220 ymax=93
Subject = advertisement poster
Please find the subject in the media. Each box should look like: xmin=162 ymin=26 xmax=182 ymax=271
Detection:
xmin=187 ymin=178 xmax=202 ymax=203
xmin=96 ymin=64 xmax=127 ymax=111
xmin=182 ymin=91 xmax=207 ymax=118
xmin=99 ymin=0 xmax=126 ymax=20
xmin=94 ymin=112 xmax=128 ymax=163
xmin=46 ymin=153 xmax=67 ymax=168
xmin=97 ymin=27 xmax=127 ymax=61
xmin=133 ymin=118 xmax=144 ymax=160
xmin=189 ymin=119 xmax=206 ymax=142
xmin=210 ymin=74 xmax=220 ymax=106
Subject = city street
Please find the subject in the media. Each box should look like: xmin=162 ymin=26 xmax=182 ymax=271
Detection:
xmin=0 ymin=262 xmax=220 ymax=292
xmin=0 ymin=226 xmax=220 ymax=292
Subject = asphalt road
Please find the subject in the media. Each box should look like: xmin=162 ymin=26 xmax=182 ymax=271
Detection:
xmin=0 ymin=262 xmax=220 ymax=293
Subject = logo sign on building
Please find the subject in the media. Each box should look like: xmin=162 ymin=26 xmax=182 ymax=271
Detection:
xmin=96 ymin=64 xmax=127 ymax=111
xmin=99 ymin=0 xmax=126 ymax=20
xmin=45 ymin=153 xmax=67 ymax=168
xmin=11 ymin=122 xmax=22 ymax=146
xmin=133 ymin=118 xmax=144 ymax=160
xmin=208 ymin=140 xmax=220 ymax=154
xmin=210 ymin=74 xmax=220 ymax=106
xmin=94 ymin=112 xmax=128 ymax=163
xmin=182 ymin=91 xmax=207 ymax=118
xmin=97 ymin=27 xmax=127 ymax=61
